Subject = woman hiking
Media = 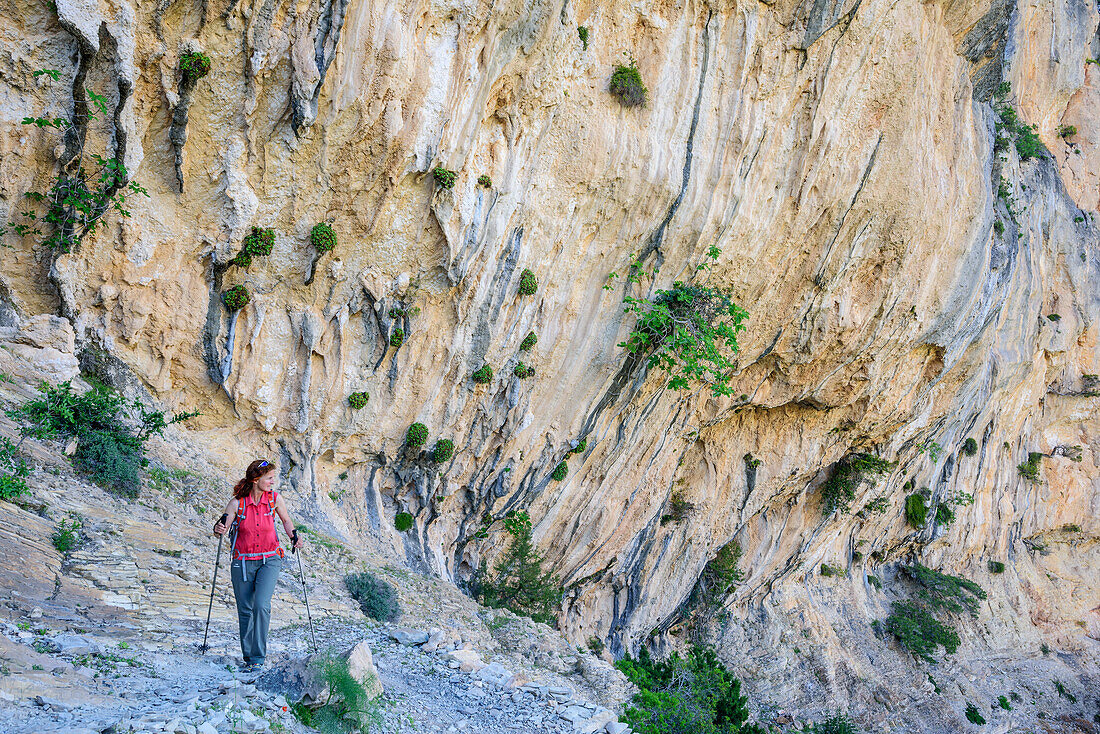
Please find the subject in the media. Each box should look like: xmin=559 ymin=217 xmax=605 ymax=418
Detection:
xmin=212 ymin=459 xmax=304 ymax=673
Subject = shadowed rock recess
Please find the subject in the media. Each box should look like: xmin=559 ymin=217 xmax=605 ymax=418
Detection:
xmin=1 ymin=0 xmax=1098 ymax=729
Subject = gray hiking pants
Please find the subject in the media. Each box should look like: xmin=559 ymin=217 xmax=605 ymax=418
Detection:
xmin=230 ymin=554 xmax=283 ymax=665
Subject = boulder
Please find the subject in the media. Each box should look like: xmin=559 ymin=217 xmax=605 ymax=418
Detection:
xmin=386 ymin=627 xmax=429 ymax=646
xmin=444 ymin=648 xmax=485 ymax=672
xmin=0 ymin=315 xmax=79 ymax=385
xmin=345 ymin=640 xmax=383 ymax=699
xmin=255 ymin=642 xmax=383 ymax=708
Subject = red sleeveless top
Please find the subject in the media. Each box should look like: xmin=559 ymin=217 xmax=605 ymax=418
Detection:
xmin=231 ymin=490 xmax=285 ymax=561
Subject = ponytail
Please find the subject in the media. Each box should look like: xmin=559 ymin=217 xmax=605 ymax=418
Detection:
xmin=233 ymin=459 xmax=274 ymax=499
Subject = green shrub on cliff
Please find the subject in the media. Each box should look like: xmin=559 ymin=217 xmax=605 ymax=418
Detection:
xmin=347 ymin=392 xmax=369 ymax=409
xmin=614 ymin=645 xmax=762 ymax=734
xmin=551 ymin=461 xmax=568 ymax=481
xmin=431 ymin=166 xmax=456 ymax=189
xmin=0 ymin=439 xmax=29 ymax=501
xmin=518 ymin=269 xmax=538 ymax=295
xmin=1017 ymin=451 xmax=1042 ymax=482
xmin=310 ymin=222 xmax=337 ymax=254
xmin=472 ymin=365 xmax=493 ymax=384
xmin=519 ymin=331 xmax=538 ymax=351
xmin=344 ymin=571 xmax=400 ymax=622
xmin=179 ymin=51 xmax=212 ymax=84
xmin=609 ymin=63 xmax=647 ymax=107
xmin=222 ymin=285 xmax=250 ymax=311
xmin=473 ymin=510 xmax=561 ymax=625
xmin=405 ymin=422 xmax=428 ymax=448
xmin=819 ymin=453 xmax=895 ymax=516
xmin=431 ymin=439 xmax=454 ymax=463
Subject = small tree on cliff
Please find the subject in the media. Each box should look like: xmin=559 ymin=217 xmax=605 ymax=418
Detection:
xmin=620 ymin=246 xmax=748 ymax=398
xmin=473 ymin=511 xmax=562 ymax=625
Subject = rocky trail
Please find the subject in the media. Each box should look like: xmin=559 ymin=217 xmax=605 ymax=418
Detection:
xmin=0 ymin=377 xmax=632 ymax=733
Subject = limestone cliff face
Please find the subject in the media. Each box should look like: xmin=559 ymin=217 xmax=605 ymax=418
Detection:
xmin=1 ymin=0 xmax=1098 ymax=727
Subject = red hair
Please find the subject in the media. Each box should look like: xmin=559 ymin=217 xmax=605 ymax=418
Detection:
xmin=232 ymin=459 xmax=275 ymax=499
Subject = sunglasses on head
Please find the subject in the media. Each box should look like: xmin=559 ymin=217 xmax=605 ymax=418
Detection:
xmin=256 ymin=460 xmax=270 ymax=469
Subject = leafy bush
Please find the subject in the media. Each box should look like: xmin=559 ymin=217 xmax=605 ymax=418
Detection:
xmin=614 ymin=645 xmax=762 ymax=734
xmin=389 ymin=328 xmax=405 ymax=348
xmin=551 ymin=461 xmax=568 ymax=481
xmin=996 ymin=105 xmax=1045 ymax=161
xmin=961 ymin=438 xmax=977 ymax=456
xmin=587 ymin=636 xmax=604 ymax=655
xmin=3 ymin=72 xmax=149 ymax=253
xmin=1048 ymin=313 xmax=1060 ymax=321
xmin=477 ymin=174 xmax=491 ymax=188
xmin=934 ymin=501 xmax=955 ymax=526
xmin=904 ymin=492 xmax=929 ymax=528
xmin=812 ymin=712 xmax=860 ymax=734
xmin=568 ymin=438 xmax=587 ymax=455
xmin=179 ymin=51 xmax=212 ymax=84
xmin=884 ymin=601 xmax=960 ymax=663
xmin=1057 ymin=124 xmax=1077 ymax=138
xmin=743 ymin=453 xmax=762 ymax=469
xmin=1017 ymin=451 xmax=1042 ymax=482
xmin=235 ymin=227 xmax=275 ymax=268
xmin=518 ymin=268 xmax=538 ymax=295
xmin=964 ymin=703 xmax=985 ymax=725
xmin=620 ymin=280 xmax=749 ymax=398
xmin=609 ymin=63 xmax=648 ymax=107
xmin=394 ymin=512 xmax=413 ymax=532
xmin=51 ymin=516 xmax=82 ymax=554
xmin=431 ymin=166 xmax=456 ymax=189
xmin=519 ymin=331 xmax=538 ymax=351
xmin=472 ymin=365 xmax=493 ymax=384
xmin=474 ymin=510 xmax=561 ymax=625
xmin=987 ymin=560 xmax=1005 ymax=574
xmin=310 ymin=222 xmax=337 ymax=254
xmin=577 ymin=26 xmax=589 ymax=50
xmin=513 ymin=362 xmax=535 ymax=379
xmin=347 ymin=392 xmax=369 ymax=410
xmin=0 ymin=439 xmax=30 ymax=501
xmin=9 ymin=381 xmax=196 ymax=497
xmin=222 ymin=285 xmax=250 ymax=311
xmin=431 ymin=439 xmax=454 ymax=463
xmin=820 ymin=563 xmax=842 ymax=577
xmin=344 ymin=571 xmax=401 ymax=622
xmin=902 ymin=563 xmax=986 ymax=617
xmin=405 ymin=422 xmax=428 ymax=448
xmin=290 ymin=652 xmax=384 ymax=733
xmin=695 ymin=541 xmax=743 ymax=610
xmin=867 ymin=575 xmax=882 ymax=590
xmin=997 ymin=695 xmax=1011 ymax=711
xmin=819 ymin=453 xmax=895 ymax=515
xmin=661 ymin=491 xmax=694 ymax=525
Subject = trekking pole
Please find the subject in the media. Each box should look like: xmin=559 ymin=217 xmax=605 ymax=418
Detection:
xmin=200 ymin=524 xmax=226 ymax=654
xmin=292 ymin=530 xmax=318 ymax=652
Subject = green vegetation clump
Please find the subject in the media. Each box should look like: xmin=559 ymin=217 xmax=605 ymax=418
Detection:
xmin=961 ymin=437 xmax=978 ymax=456
xmin=289 ymin=652 xmax=384 ymax=733
xmin=620 ymin=277 xmax=749 ymax=398
xmin=867 ymin=575 xmax=882 ymax=590
xmin=905 ymin=492 xmax=929 ymax=528
xmin=519 ymin=331 xmax=538 ymax=351
xmin=1057 ymin=124 xmax=1077 ymax=138
xmin=310 ymin=222 xmax=337 ymax=254
xmin=431 ymin=439 xmax=454 ymax=463
xmin=883 ymin=601 xmax=960 ymax=663
xmin=820 ymin=563 xmax=841 ymax=577
xmin=1053 ymin=680 xmax=1077 ymax=703
xmin=0 ymin=438 xmax=30 ymax=501
xmin=518 ymin=268 xmax=538 ymax=295
xmin=568 ymin=438 xmax=587 ymax=455
xmin=934 ymin=502 xmax=955 ymax=526
xmin=179 ymin=51 xmax=212 ymax=84
xmin=811 ymin=712 xmax=860 ymax=734
xmin=222 ymin=285 xmax=250 ymax=311
xmin=743 ymin=453 xmax=762 ymax=469
xmin=2 ymin=72 xmax=150 ymax=254
xmin=1047 ymin=313 xmax=1060 ymax=321
xmin=614 ymin=646 xmax=762 ymax=734
xmin=477 ymin=174 xmax=492 ymax=188
xmin=344 ymin=571 xmax=400 ymax=621
xmin=51 ymin=516 xmax=82 ymax=554
xmin=1017 ymin=451 xmax=1042 ymax=483
xmin=474 ymin=510 xmax=562 ymax=625
xmin=661 ymin=491 xmax=694 ymax=525
xmin=237 ymin=227 xmax=275 ymax=265
xmin=577 ymin=26 xmax=589 ymax=50
xmin=551 ymin=461 xmax=568 ymax=481
xmin=587 ymin=636 xmax=604 ymax=655
xmin=431 ymin=166 xmax=456 ymax=189
xmin=347 ymin=392 xmax=369 ymax=410
xmin=472 ymin=365 xmax=493 ymax=384
xmin=513 ymin=362 xmax=535 ymax=379
xmin=988 ymin=560 xmax=1005 ymax=574
xmin=997 ymin=695 xmax=1011 ymax=711
xmin=609 ymin=63 xmax=648 ymax=107
xmin=695 ymin=541 xmax=743 ymax=610
xmin=995 ymin=102 xmax=1045 ymax=161
xmin=405 ymin=422 xmax=428 ymax=448
xmin=394 ymin=512 xmax=414 ymax=532
xmin=390 ymin=328 xmax=405 ymax=348
xmin=818 ymin=453 xmax=896 ymax=516
xmin=902 ymin=563 xmax=987 ymax=617
xmin=965 ymin=703 xmax=985 ymax=725
xmin=9 ymin=380 xmax=196 ymax=498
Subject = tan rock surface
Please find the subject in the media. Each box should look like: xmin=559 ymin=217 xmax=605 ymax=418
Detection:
xmin=1 ymin=0 xmax=1098 ymax=728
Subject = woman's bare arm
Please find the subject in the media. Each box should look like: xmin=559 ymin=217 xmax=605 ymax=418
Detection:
xmin=212 ymin=499 xmax=237 ymax=537
xmin=275 ymin=494 xmax=303 ymax=549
